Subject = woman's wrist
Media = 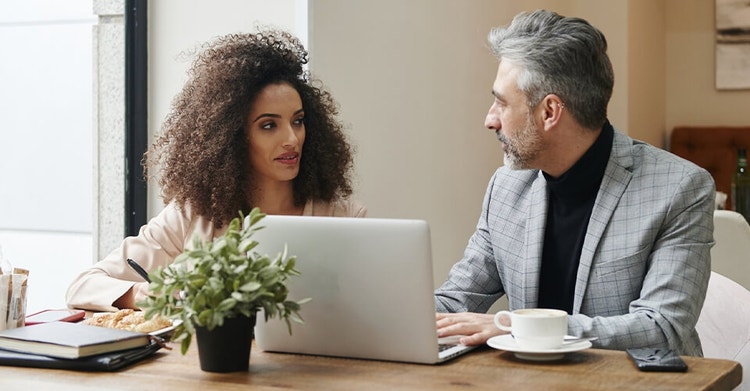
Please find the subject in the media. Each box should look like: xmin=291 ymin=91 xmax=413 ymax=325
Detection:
xmin=112 ymin=282 xmax=150 ymax=309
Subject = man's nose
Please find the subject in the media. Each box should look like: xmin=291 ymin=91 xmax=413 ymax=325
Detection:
xmin=485 ymin=106 xmax=500 ymax=130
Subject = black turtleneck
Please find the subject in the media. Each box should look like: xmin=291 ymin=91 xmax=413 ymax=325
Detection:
xmin=537 ymin=122 xmax=614 ymax=313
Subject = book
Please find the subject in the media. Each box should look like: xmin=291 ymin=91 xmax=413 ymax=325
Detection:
xmin=0 ymin=341 xmax=162 ymax=371
xmin=25 ymin=309 xmax=86 ymax=325
xmin=0 ymin=321 xmax=150 ymax=359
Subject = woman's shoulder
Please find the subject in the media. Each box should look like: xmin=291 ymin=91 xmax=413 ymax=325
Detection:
xmin=305 ymin=198 xmax=367 ymax=217
xmin=152 ymin=201 xmax=223 ymax=240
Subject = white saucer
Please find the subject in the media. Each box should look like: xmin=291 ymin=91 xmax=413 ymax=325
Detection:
xmin=486 ymin=334 xmax=592 ymax=361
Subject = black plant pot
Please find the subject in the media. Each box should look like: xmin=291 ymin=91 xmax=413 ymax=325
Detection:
xmin=194 ymin=313 xmax=256 ymax=372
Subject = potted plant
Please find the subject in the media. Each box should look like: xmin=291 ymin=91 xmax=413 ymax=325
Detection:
xmin=140 ymin=207 xmax=308 ymax=372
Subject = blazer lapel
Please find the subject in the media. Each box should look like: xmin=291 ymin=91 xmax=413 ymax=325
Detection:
xmin=572 ymin=129 xmax=633 ymax=313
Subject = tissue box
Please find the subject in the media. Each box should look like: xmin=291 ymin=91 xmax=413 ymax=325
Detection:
xmin=0 ymin=268 xmax=28 ymax=331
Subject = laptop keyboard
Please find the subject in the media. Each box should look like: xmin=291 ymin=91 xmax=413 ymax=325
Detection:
xmin=438 ymin=343 xmax=455 ymax=352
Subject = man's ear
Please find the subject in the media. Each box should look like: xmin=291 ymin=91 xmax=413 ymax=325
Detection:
xmin=541 ymin=94 xmax=565 ymax=128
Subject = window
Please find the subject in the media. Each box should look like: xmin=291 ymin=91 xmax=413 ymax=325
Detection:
xmin=0 ymin=0 xmax=96 ymax=313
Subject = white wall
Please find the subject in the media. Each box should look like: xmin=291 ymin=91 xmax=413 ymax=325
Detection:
xmin=147 ymin=0 xmax=302 ymax=218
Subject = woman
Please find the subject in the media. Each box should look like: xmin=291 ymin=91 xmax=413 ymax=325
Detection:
xmin=66 ymin=30 xmax=366 ymax=311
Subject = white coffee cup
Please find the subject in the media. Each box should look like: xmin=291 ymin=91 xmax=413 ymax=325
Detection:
xmin=494 ymin=308 xmax=568 ymax=349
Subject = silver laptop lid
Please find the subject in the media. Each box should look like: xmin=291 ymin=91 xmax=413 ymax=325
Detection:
xmin=253 ymin=215 xmax=443 ymax=364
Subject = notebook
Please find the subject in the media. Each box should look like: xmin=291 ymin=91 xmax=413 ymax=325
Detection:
xmin=0 ymin=321 xmax=151 ymax=359
xmin=252 ymin=215 xmax=476 ymax=364
xmin=0 ymin=340 xmax=162 ymax=371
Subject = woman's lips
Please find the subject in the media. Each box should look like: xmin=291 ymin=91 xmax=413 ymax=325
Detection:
xmin=275 ymin=152 xmax=300 ymax=165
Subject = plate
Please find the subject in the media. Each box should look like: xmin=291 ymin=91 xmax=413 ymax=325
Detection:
xmin=150 ymin=319 xmax=182 ymax=339
xmin=486 ymin=334 xmax=592 ymax=361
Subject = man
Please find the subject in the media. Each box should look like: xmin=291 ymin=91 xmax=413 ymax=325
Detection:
xmin=435 ymin=10 xmax=714 ymax=356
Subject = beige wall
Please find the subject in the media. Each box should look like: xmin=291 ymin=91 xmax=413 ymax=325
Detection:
xmin=628 ymin=1 xmax=666 ymax=147
xmin=307 ymin=0 xmax=642 ymax=292
xmin=665 ymin=0 xmax=750 ymax=146
xmin=309 ymin=0 xmax=502 ymax=291
xmin=145 ymin=0 xmax=748 ymax=304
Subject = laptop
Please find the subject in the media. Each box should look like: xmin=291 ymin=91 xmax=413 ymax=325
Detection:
xmin=252 ymin=215 xmax=476 ymax=364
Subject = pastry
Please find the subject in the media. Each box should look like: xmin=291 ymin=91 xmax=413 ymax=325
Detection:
xmin=83 ymin=309 xmax=172 ymax=333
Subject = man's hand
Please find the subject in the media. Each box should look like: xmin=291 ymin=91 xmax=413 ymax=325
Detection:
xmin=436 ymin=312 xmax=508 ymax=346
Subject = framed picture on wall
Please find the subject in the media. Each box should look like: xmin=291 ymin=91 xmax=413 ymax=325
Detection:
xmin=716 ymin=0 xmax=750 ymax=90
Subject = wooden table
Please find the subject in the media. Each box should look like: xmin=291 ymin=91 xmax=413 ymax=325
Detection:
xmin=0 ymin=343 xmax=742 ymax=390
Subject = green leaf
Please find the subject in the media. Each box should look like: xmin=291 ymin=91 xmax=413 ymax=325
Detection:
xmin=239 ymin=281 xmax=261 ymax=292
xmin=180 ymin=338 xmax=191 ymax=355
xmin=216 ymin=298 xmax=237 ymax=312
xmin=138 ymin=209 xmax=308 ymax=354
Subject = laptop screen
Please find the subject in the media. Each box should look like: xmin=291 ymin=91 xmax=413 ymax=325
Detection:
xmin=252 ymin=215 xmax=449 ymax=364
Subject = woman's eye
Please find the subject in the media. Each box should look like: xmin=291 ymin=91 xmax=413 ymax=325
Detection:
xmin=261 ymin=121 xmax=275 ymax=130
xmin=293 ymin=117 xmax=305 ymax=126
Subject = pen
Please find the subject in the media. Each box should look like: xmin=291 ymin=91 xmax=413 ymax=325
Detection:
xmin=127 ymin=258 xmax=151 ymax=283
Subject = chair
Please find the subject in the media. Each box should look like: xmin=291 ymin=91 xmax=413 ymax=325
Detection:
xmin=669 ymin=126 xmax=750 ymax=209
xmin=696 ymin=271 xmax=750 ymax=391
xmin=711 ymin=210 xmax=750 ymax=291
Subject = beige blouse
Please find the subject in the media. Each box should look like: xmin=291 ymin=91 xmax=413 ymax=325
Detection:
xmin=65 ymin=199 xmax=367 ymax=311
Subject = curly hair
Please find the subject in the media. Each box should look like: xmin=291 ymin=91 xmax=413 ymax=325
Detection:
xmin=144 ymin=29 xmax=355 ymax=228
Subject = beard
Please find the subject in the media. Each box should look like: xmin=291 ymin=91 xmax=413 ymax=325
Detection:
xmin=497 ymin=114 xmax=542 ymax=170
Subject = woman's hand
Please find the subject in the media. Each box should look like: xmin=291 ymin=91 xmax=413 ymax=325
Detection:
xmin=435 ymin=312 xmax=507 ymax=346
xmin=112 ymin=282 xmax=150 ymax=309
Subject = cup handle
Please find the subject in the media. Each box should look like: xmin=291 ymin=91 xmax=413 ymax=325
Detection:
xmin=494 ymin=310 xmax=512 ymax=332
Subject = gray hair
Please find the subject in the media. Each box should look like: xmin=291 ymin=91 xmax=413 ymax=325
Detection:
xmin=488 ymin=10 xmax=614 ymax=130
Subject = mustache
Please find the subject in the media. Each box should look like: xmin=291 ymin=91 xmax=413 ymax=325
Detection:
xmin=496 ymin=131 xmax=506 ymax=143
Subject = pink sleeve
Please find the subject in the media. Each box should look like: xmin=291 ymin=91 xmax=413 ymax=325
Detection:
xmin=65 ymin=203 xmax=215 ymax=311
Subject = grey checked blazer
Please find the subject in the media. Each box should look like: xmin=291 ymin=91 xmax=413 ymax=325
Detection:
xmin=435 ymin=128 xmax=715 ymax=356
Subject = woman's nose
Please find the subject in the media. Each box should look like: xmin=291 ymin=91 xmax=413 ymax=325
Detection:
xmin=283 ymin=126 xmax=300 ymax=147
